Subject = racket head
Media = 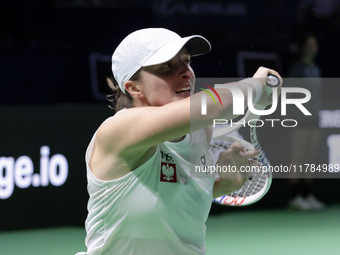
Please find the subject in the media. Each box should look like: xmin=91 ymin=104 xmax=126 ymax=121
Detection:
xmin=210 ymin=135 xmax=272 ymax=206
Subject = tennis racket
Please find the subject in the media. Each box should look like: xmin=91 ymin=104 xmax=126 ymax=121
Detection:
xmin=211 ymin=74 xmax=280 ymax=206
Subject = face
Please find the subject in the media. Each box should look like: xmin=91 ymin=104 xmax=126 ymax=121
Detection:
xmin=128 ymin=48 xmax=195 ymax=107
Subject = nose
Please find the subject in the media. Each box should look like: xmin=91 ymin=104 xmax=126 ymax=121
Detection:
xmin=180 ymin=64 xmax=194 ymax=81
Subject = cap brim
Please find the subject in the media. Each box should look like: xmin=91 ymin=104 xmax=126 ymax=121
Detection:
xmin=142 ymin=35 xmax=211 ymax=67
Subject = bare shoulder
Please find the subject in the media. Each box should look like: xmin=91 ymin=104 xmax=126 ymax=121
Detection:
xmin=96 ymin=107 xmax=150 ymax=154
xmin=89 ymin=108 xmax=154 ymax=180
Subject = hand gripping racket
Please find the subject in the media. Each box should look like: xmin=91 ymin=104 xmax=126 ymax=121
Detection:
xmin=211 ymin=75 xmax=281 ymax=206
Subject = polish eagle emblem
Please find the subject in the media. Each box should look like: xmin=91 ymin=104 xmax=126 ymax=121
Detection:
xmin=162 ymin=164 xmax=174 ymax=181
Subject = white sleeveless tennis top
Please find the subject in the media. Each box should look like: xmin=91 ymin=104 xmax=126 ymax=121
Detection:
xmin=77 ymin=117 xmax=215 ymax=255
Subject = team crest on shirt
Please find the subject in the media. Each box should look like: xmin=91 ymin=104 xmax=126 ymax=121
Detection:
xmin=160 ymin=162 xmax=177 ymax=183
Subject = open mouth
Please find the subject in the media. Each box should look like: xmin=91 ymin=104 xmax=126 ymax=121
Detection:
xmin=175 ymin=86 xmax=191 ymax=94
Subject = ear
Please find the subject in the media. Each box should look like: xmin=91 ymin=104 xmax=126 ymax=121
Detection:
xmin=125 ymin=81 xmax=144 ymax=98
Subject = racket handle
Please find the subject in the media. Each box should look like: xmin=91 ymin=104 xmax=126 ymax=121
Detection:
xmin=266 ymin=74 xmax=281 ymax=87
xmin=265 ymin=74 xmax=281 ymax=97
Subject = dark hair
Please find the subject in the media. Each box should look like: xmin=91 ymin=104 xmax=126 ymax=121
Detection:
xmin=106 ymin=70 xmax=142 ymax=112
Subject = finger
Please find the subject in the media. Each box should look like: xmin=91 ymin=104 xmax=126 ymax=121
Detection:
xmin=225 ymin=148 xmax=233 ymax=154
xmin=229 ymin=142 xmax=244 ymax=151
xmin=238 ymin=147 xmax=248 ymax=157
xmin=266 ymin=68 xmax=280 ymax=77
xmin=247 ymin=159 xmax=261 ymax=166
xmin=228 ymin=142 xmax=248 ymax=157
xmin=246 ymin=150 xmax=260 ymax=158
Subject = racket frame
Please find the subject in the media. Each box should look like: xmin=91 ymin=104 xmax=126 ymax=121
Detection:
xmin=211 ymin=75 xmax=280 ymax=206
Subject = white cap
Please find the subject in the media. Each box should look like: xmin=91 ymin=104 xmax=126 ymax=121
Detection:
xmin=111 ymin=28 xmax=211 ymax=93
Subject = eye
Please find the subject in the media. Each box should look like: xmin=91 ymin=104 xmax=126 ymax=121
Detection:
xmin=185 ymin=59 xmax=192 ymax=65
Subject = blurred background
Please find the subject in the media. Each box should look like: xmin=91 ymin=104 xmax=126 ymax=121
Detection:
xmin=1 ymin=0 xmax=340 ymax=253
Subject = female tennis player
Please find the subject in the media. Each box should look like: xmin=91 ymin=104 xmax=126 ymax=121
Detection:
xmin=76 ymin=28 xmax=282 ymax=255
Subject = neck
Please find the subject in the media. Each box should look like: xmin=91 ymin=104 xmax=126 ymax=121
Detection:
xmin=133 ymin=96 xmax=153 ymax=107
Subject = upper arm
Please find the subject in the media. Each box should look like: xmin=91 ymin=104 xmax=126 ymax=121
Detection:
xmin=97 ymin=98 xmax=194 ymax=157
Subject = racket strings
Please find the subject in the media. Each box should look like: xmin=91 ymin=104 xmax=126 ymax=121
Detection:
xmin=209 ymin=139 xmax=268 ymax=197
xmin=233 ymin=171 xmax=267 ymax=197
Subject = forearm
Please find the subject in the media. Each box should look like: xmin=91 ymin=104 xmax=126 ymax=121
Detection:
xmin=189 ymin=79 xmax=260 ymax=131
